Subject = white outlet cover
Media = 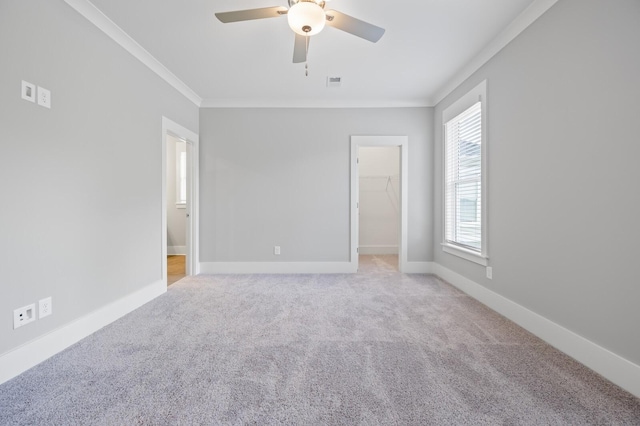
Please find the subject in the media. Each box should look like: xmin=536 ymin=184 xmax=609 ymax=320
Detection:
xmin=14 ymin=303 xmax=36 ymax=329
xmin=39 ymin=297 xmax=52 ymax=319
xmin=22 ymin=80 xmax=36 ymax=102
xmin=37 ymin=86 xmax=51 ymax=108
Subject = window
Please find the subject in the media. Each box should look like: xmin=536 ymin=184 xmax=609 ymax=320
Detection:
xmin=442 ymin=81 xmax=487 ymax=265
xmin=176 ymin=142 xmax=187 ymax=208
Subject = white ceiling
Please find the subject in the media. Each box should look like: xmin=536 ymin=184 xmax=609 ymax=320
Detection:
xmin=80 ymin=0 xmax=548 ymax=107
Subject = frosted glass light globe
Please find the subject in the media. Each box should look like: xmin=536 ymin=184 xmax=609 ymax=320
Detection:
xmin=287 ymin=2 xmax=326 ymax=36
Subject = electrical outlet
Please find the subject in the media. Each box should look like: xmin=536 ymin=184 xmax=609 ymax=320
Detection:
xmin=14 ymin=304 xmax=36 ymax=329
xmin=37 ymin=86 xmax=51 ymax=108
xmin=274 ymin=246 xmax=281 ymax=255
xmin=39 ymin=297 xmax=52 ymax=319
xmin=22 ymin=80 xmax=36 ymax=102
xmin=486 ymin=266 xmax=493 ymax=280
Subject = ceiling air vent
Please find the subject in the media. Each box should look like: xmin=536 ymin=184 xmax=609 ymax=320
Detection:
xmin=327 ymin=77 xmax=342 ymax=88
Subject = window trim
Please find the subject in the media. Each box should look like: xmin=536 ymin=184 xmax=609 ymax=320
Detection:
xmin=442 ymin=80 xmax=488 ymax=265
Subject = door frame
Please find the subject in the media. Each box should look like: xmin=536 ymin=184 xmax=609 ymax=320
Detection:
xmin=162 ymin=117 xmax=199 ymax=283
xmin=350 ymin=136 xmax=408 ymax=272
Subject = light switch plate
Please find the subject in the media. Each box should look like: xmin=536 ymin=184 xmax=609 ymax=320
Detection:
xmin=14 ymin=303 xmax=36 ymax=329
xmin=22 ymin=80 xmax=36 ymax=102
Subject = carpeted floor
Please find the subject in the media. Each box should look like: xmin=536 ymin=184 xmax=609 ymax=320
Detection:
xmin=1 ymin=255 xmax=639 ymax=424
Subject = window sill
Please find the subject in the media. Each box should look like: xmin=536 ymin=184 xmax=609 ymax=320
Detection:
xmin=441 ymin=243 xmax=488 ymax=266
xmin=176 ymin=203 xmax=186 ymax=209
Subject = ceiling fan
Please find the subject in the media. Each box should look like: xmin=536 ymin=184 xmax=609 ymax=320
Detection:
xmin=215 ymin=0 xmax=385 ymax=64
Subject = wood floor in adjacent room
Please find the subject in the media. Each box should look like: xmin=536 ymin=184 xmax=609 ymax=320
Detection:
xmin=167 ymin=255 xmax=186 ymax=286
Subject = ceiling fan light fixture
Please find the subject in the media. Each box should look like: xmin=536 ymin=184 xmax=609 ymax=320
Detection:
xmin=287 ymin=1 xmax=326 ymax=36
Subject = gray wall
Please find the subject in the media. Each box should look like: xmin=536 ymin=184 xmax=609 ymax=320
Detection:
xmin=0 ymin=1 xmax=198 ymax=355
xmin=166 ymin=135 xmax=187 ymax=251
xmin=434 ymin=0 xmax=640 ymax=364
xmin=199 ymin=108 xmax=433 ymax=263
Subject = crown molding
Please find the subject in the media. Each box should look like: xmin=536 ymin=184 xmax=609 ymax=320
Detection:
xmin=430 ymin=0 xmax=559 ymax=106
xmin=64 ymin=0 xmax=557 ymax=110
xmin=64 ymin=0 xmax=202 ymax=107
xmin=199 ymin=98 xmax=432 ymax=108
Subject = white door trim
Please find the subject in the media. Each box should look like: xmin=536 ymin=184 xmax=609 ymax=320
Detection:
xmin=162 ymin=117 xmax=199 ymax=282
xmin=351 ymin=136 xmax=408 ymax=272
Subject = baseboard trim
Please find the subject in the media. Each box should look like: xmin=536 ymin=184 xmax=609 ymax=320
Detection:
xmin=3 ymin=264 xmax=637 ymax=399
xmin=0 ymin=279 xmax=166 ymax=385
xmin=199 ymin=262 xmax=356 ymax=274
xmin=359 ymin=245 xmax=398 ymax=255
xmin=402 ymin=261 xmax=436 ymax=274
xmin=167 ymin=246 xmax=186 ymax=255
xmin=432 ymin=263 xmax=640 ymax=398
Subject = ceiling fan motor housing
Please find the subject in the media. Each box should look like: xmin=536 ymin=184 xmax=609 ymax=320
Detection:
xmin=288 ymin=0 xmax=326 ymax=8
xmin=287 ymin=0 xmax=326 ymax=36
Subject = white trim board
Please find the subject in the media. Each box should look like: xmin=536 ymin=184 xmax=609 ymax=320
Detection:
xmin=199 ymin=98 xmax=431 ymax=109
xmin=432 ymin=263 xmax=640 ymax=399
xmin=403 ymin=262 xmax=435 ymax=274
xmin=167 ymin=246 xmax=186 ymax=255
xmin=359 ymin=245 xmax=399 ymax=255
xmin=2 ymin=260 xmax=637 ymax=399
xmin=62 ymin=0 xmax=556 ymax=109
xmin=63 ymin=0 xmax=201 ymax=106
xmin=200 ymin=261 xmax=433 ymax=275
xmin=0 ymin=279 xmax=166 ymax=386
xmin=200 ymin=262 xmax=356 ymax=274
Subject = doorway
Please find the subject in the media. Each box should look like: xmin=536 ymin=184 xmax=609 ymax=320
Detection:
xmin=162 ymin=117 xmax=199 ymax=285
xmin=166 ymin=135 xmax=187 ymax=285
xmin=358 ymin=146 xmax=400 ymax=272
xmin=350 ymin=136 xmax=408 ymax=272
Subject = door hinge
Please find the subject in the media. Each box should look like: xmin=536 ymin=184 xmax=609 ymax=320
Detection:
xmin=357 ymin=247 xmax=359 ymax=253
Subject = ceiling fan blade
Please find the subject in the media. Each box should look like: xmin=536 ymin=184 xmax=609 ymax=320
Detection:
xmin=325 ymin=10 xmax=385 ymax=43
xmin=215 ymin=6 xmax=288 ymax=23
xmin=293 ymin=34 xmax=308 ymax=63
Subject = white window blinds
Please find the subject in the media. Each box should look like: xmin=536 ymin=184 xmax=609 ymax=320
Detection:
xmin=445 ymin=101 xmax=482 ymax=251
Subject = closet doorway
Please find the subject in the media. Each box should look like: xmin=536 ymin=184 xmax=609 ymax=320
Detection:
xmin=350 ymin=136 xmax=408 ymax=273
xmin=358 ymin=146 xmax=400 ymax=272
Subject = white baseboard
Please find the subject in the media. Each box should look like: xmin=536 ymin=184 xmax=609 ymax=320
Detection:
xmin=431 ymin=263 xmax=640 ymax=398
xmin=3 ymin=262 xmax=638 ymax=399
xmin=402 ymin=261 xmax=436 ymax=274
xmin=167 ymin=246 xmax=186 ymax=255
xmin=199 ymin=262 xmax=357 ymax=274
xmin=0 ymin=279 xmax=166 ymax=386
xmin=359 ymin=245 xmax=398 ymax=255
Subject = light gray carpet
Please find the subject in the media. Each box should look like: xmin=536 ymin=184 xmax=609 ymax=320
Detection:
xmin=1 ymin=257 xmax=639 ymax=424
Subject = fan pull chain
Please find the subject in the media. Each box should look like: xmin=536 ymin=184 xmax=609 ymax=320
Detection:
xmin=305 ymin=36 xmax=309 ymax=77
